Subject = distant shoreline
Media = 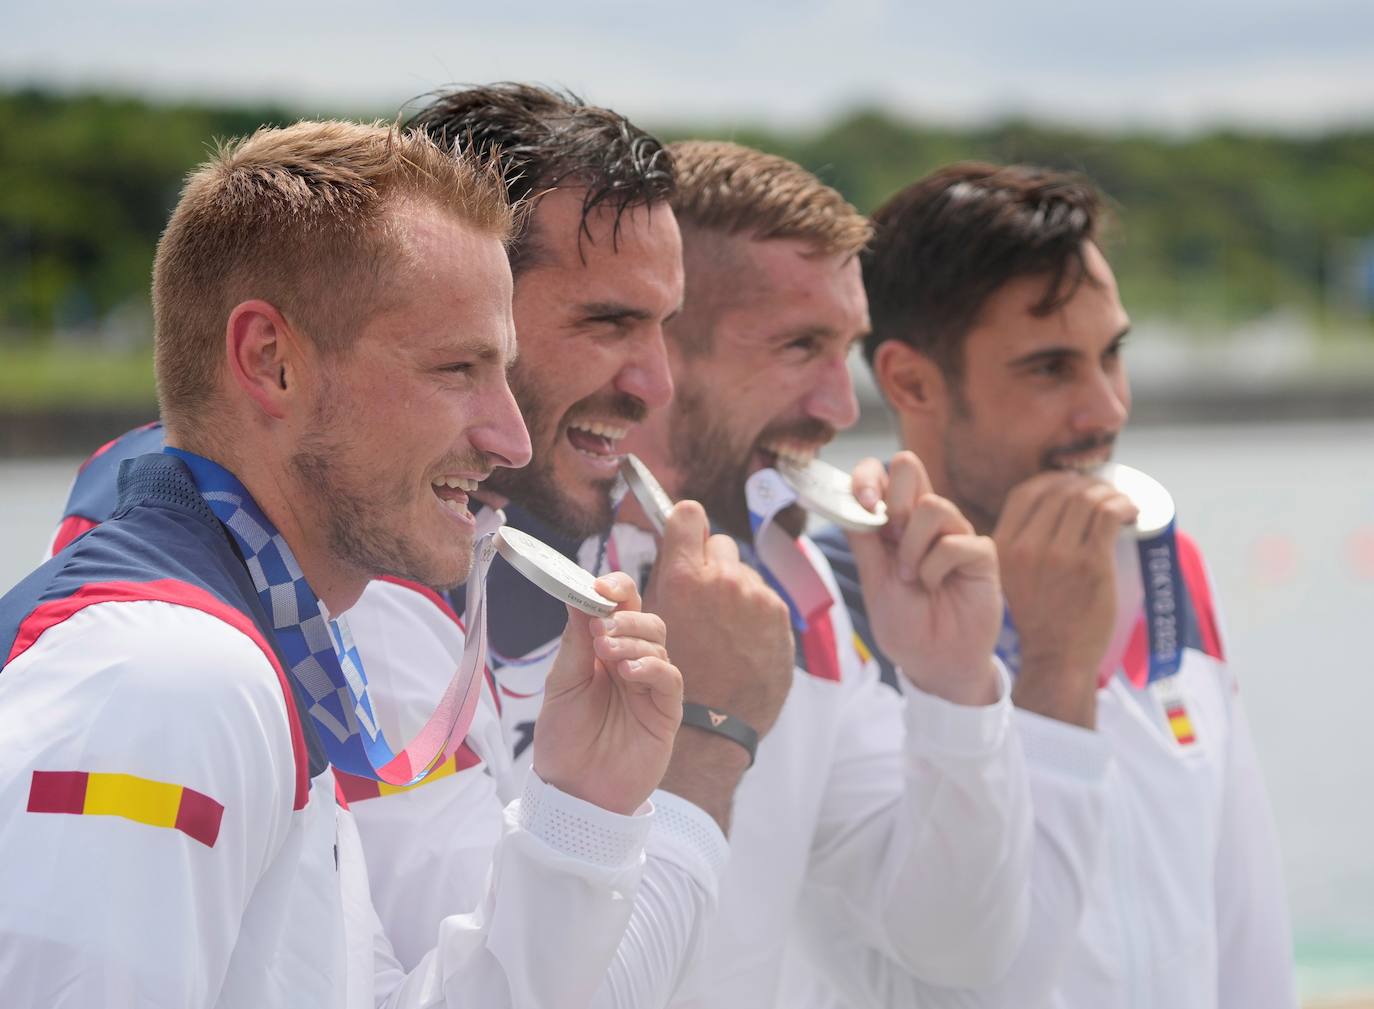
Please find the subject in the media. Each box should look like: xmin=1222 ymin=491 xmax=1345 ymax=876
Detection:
xmin=3 ymin=380 xmax=1373 ymax=457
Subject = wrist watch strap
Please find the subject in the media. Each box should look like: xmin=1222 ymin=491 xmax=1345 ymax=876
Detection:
xmin=680 ymin=702 xmax=759 ymax=767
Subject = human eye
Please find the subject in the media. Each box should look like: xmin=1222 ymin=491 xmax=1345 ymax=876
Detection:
xmin=1029 ymin=355 xmax=1072 ymax=380
xmin=782 ymin=334 xmax=821 ymax=358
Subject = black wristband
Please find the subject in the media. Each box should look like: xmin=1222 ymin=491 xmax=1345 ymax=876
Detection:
xmin=679 ymin=702 xmax=759 ymax=767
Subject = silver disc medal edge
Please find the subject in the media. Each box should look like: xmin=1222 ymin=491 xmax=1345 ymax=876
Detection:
xmin=620 ymin=454 xmax=674 ymax=534
xmin=493 ymin=527 xmax=617 ymax=617
xmin=1099 ymin=462 xmax=1175 ymax=538
xmin=777 ymin=459 xmax=887 ymax=532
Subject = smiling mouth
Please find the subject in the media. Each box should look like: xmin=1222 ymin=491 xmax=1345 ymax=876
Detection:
xmin=757 ymin=439 xmax=819 ymax=469
xmin=1046 ymin=449 xmax=1114 ymax=475
xmin=431 ymin=474 xmax=481 ymax=519
xmin=565 ymin=420 xmax=629 ymax=462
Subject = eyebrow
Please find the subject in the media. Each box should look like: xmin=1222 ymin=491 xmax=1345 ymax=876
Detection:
xmin=578 ymin=301 xmax=655 ymax=324
xmin=436 ymin=337 xmax=518 ymax=371
xmin=1006 ymin=325 xmax=1131 ymax=369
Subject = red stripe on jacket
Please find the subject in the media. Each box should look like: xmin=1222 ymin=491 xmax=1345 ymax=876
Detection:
xmin=7 ymin=579 xmax=312 ymax=811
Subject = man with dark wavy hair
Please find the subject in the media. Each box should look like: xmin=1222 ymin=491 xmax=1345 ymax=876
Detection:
xmin=808 ymin=162 xmax=1295 ymax=1008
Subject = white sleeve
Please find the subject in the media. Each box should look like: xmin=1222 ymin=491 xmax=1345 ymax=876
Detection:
xmin=354 ymin=764 xmax=726 ymax=1009
xmin=793 ymin=707 xmax=1110 ymax=1009
xmin=347 ymin=576 xmax=728 ymax=1008
xmin=1213 ymin=669 xmax=1297 ymax=1009
xmin=376 ymin=774 xmax=655 ymax=1009
xmin=804 ymin=660 xmax=1034 ymax=987
xmin=0 ymin=602 xmax=298 ymax=1009
xmin=595 ymin=790 xmax=729 ymax=1007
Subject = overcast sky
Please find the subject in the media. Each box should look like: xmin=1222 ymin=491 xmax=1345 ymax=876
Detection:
xmin=6 ymin=0 xmax=1373 ymax=132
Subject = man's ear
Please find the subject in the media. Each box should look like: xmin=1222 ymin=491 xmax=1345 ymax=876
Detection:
xmin=225 ymin=300 xmax=304 ymax=421
xmin=873 ymin=340 xmax=948 ymax=419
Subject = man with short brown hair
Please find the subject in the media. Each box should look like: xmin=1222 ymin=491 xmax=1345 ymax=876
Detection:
xmin=614 ymin=139 xmax=1035 ymax=1007
xmin=0 ymin=119 xmax=685 ymax=1009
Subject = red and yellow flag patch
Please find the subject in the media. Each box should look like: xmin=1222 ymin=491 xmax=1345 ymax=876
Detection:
xmin=1164 ymin=701 xmax=1197 ymax=747
xmin=27 ymin=770 xmax=224 ymax=848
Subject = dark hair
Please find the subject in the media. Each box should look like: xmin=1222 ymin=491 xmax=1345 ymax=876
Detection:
xmin=861 ymin=161 xmax=1107 ymax=378
xmin=405 ymin=83 xmax=675 ymax=274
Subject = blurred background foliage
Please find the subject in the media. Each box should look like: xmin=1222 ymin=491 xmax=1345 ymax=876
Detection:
xmin=2 ymin=87 xmax=1372 ymax=406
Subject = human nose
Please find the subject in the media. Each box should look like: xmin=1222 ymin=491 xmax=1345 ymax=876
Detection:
xmin=803 ymin=351 xmax=860 ymax=431
xmin=613 ymin=328 xmax=675 ymax=411
xmin=1073 ymin=366 xmax=1130 ymax=434
xmin=472 ymin=377 xmax=532 ymax=470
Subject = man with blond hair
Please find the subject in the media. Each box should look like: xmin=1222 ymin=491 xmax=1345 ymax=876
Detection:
xmin=0 ymin=119 xmax=685 ymax=1009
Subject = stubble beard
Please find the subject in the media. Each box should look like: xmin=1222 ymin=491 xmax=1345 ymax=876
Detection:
xmin=290 ymin=401 xmax=473 ymax=591
xmin=483 ymin=366 xmax=630 ymax=541
xmin=940 ymin=391 xmax=1120 ymax=536
xmin=668 ymin=382 xmax=812 ymax=542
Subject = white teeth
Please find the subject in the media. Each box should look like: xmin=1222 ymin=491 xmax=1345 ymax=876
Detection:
xmin=762 ymin=441 xmax=816 ymax=466
xmin=432 ymin=476 xmax=480 ymax=492
xmin=438 ymin=497 xmax=468 ymax=516
xmin=569 ymin=421 xmax=628 ymax=441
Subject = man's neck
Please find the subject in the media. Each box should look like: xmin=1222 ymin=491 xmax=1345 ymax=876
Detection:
xmin=171 ymin=434 xmax=367 ymax=614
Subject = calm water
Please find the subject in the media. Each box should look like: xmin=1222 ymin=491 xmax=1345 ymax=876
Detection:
xmin=3 ymin=420 xmax=1373 ymax=997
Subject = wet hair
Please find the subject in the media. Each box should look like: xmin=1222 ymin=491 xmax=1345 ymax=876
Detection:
xmin=862 ymin=161 xmax=1106 ymax=379
xmin=406 ymin=83 xmax=675 ymax=274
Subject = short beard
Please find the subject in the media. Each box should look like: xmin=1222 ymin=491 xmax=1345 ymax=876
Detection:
xmin=485 ymin=365 xmax=643 ymax=540
xmin=669 ymin=381 xmax=828 ymax=543
xmin=289 ymin=399 xmax=470 ymax=591
xmin=941 ymin=386 xmax=1117 ymax=535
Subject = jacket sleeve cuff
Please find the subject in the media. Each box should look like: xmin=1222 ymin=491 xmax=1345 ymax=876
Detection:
xmin=1014 ymin=707 xmax=1112 ymax=783
xmin=899 ymin=658 xmax=1014 ymax=759
xmin=515 ymin=773 xmax=652 ymax=869
xmin=646 ymin=789 xmax=730 ymax=882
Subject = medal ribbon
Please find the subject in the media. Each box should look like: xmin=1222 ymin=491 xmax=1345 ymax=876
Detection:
xmin=994 ymin=521 xmax=1185 ymax=689
xmin=167 ymin=448 xmax=500 ymax=785
xmin=744 ymin=468 xmax=834 ymax=633
xmin=1134 ymin=519 xmax=1184 ymax=686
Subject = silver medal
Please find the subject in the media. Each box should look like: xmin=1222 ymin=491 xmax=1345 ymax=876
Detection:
xmin=619 ymin=454 xmax=675 ymax=535
xmin=493 ymin=526 xmax=617 ymax=616
xmin=776 ymin=457 xmax=887 ymax=532
xmin=1098 ymin=462 xmax=1175 ymax=538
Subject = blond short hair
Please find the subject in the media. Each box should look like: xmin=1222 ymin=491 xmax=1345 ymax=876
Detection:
xmin=152 ymin=119 xmax=511 ymax=443
xmin=667 ymin=140 xmax=872 ymax=256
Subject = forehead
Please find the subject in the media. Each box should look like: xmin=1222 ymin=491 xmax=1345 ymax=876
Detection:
xmin=364 ymin=202 xmax=515 ymax=354
xmin=713 ymin=236 xmax=869 ymax=339
xmin=523 ymin=188 xmax=683 ymax=290
xmin=966 ymin=242 xmax=1128 ymax=358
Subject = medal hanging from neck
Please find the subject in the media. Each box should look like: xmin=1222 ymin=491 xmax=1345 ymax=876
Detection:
xmin=168 ymin=447 xmax=500 ymax=786
xmin=745 ymin=467 xmax=840 ymax=681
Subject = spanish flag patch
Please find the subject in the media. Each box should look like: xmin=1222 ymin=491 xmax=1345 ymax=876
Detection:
xmin=27 ymin=770 xmax=224 ymax=848
xmin=1164 ymin=701 xmax=1197 ymax=747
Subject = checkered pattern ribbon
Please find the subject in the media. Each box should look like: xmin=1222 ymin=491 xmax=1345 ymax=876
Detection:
xmin=167 ymin=448 xmax=499 ymax=786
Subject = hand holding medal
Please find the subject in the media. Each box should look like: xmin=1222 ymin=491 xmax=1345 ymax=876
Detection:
xmin=845 ymin=451 xmax=1003 ymax=705
xmin=499 ymin=522 xmax=681 ymax=817
xmin=994 ymin=466 xmax=1139 ymax=727
xmin=619 ymin=455 xmax=794 ymax=831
